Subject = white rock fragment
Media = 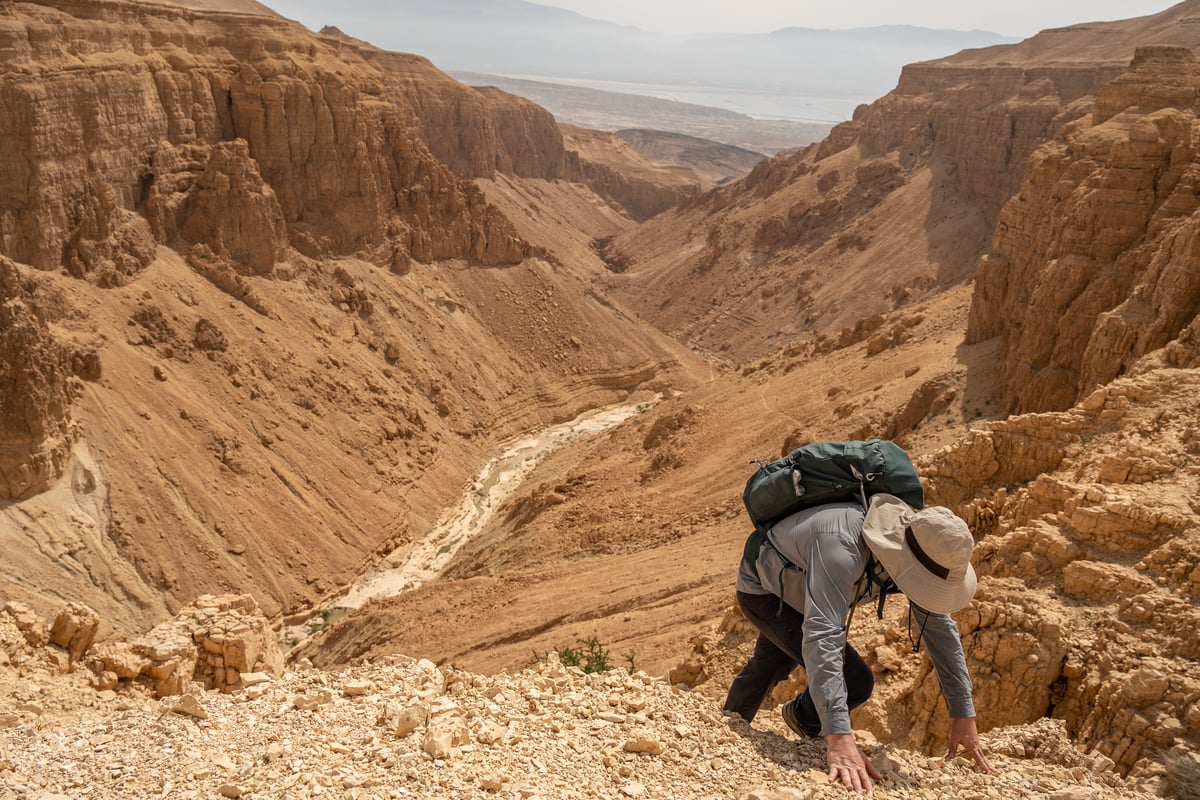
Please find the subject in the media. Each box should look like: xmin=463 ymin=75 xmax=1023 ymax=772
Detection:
xmin=479 ymin=774 xmax=505 ymax=791
xmin=622 ymin=736 xmax=664 ymax=755
xmin=292 ymin=690 xmax=333 ymax=711
xmin=170 ymin=694 xmax=208 ymax=720
xmin=423 ymin=717 xmax=470 ymax=758
xmin=475 ymin=719 xmax=506 ymax=744
xmin=393 ymin=704 xmax=429 ymax=737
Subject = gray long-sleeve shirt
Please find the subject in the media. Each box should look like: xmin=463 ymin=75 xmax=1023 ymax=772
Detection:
xmin=736 ymin=501 xmax=976 ymax=735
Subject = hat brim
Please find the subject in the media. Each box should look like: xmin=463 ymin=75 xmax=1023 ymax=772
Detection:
xmin=862 ymin=494 xmax=977 ymax=615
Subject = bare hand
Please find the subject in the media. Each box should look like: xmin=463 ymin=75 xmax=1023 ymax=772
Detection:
xmin=946 ymin=717 xmax=995 ymax=774
xmin=826 ymin=733 xmax=883 ymax=795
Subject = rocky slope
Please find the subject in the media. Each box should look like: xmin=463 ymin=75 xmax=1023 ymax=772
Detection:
xmin=298 ymin=14 xmax=1200 ymax=789
xmin=0 ymin=597 xmax=1173 ymax=800
xmin=614 ymin=129 xmax=766 ymax=187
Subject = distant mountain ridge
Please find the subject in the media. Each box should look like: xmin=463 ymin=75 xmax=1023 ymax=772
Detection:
xmin=271 ymin=0 xmax=1018 ymax=120
xmin=449 ymin=71 xmax=826 ymax=153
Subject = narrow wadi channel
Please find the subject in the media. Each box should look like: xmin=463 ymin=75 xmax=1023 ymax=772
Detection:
xmin=332 ymin=395 xmax=661 ymax=611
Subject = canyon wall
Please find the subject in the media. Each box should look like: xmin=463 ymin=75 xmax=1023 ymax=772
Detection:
xmin=968 ymin=46 xmax=1200 ymax=414
xmin=603 ymin=53 xmax=1120 ymax=362
xmin=0 ymin=1 xmax=691 ymax=283
xmin=0 ymin=257 xmax=92 ymax=499
xmin=0 ymin=0 xmax=535 ymax=280
xmin=890 ymin=367 xmax=1200 ymax=776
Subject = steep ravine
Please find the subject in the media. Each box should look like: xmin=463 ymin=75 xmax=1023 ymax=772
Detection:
xmin=282 ymin=396 xmax=661 ymax=648
xmin=0 ymin=0 xmax=709 ymax=630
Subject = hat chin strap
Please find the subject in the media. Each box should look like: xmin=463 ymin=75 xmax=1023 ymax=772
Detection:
xmin=904 ymin=526 xmax=950 ymax=580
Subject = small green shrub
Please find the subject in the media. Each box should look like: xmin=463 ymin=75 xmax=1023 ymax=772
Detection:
xmin=555 ymin=637 xmax=614 ymax=674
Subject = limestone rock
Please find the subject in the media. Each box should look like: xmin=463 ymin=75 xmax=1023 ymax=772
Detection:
xmin=49 ymin=602 xmax=100 ymax=663
xmin=0 ymin=650 xmax=1170 ymax=800
xmin=0 ymin=0 xmax=538 ymax=277
xmin=423 ymin=716 xmax=470 ymax=758
xmin=89 ymin=641 xmax=150 ymax=681
xmin=148 ymin=139 xmax=286 ymax=276
xmin=170 ymin=693 xmax=209 ymax=720
xmin=563 ymin=138 xmax=698 ymax=223
xmin=881 ymin=373 xmax=958 ymax=439
xmin=393 ymin=704 xmax=429 ymax=737
xmin=967 ymin=47 xmax=1200 ymax=414
xmin=900 ymin=369 xmax=1200 ymax=771
xmin=0 ymin=258 xmax=83 ymax=499
xmin=109 ymin=594 xmax=284 ymax=697
xmin=604 ymin=29 xmax=1118 ymax=363
xmin=1094 ymin=45 xmax=1200 ymax=125
xmin=622 ymin=735 xmax=664 ymax=755
xmin=2 ymin=600 xmax=47 ymax=648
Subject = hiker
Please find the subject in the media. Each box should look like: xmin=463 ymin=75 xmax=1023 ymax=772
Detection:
xmin=724 ymin=494 xmax=995 ymax=795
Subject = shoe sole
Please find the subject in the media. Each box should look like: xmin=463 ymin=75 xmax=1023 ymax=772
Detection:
xmin=780 ymin=700 xmax=821 ymax=739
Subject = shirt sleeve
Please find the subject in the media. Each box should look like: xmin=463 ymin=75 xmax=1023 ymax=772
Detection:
xmin=800 ymin=527 xmax=867 ymax=736
xmin=912 ymin=602 xmax=976 ymax=720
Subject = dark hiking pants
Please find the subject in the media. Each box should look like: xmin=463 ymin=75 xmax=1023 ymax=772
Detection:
xmin=723 ymin=590 xmax=875 ymax=730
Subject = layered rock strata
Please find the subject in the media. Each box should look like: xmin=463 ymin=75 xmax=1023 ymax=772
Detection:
xmin=0 ymin=0 xmax=536 ymax=280
xmin=968 ymin=46 xmax=1200 ymax=414
xmin=0 ymin=257 xmax=94 ymax=499
xmin=0 ymin=0 xmax=704 ymax=629
xmin=604 ymin=37 xmax=1128 ymax=361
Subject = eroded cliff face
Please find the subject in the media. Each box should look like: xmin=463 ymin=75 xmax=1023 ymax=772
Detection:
xmin=968 ymin=46 xmax=1200 ymax=414
xmin=823 ymin=63 xmax=1117 ymax=227
xmin=0 ymin=1 xmax=690 ymax=286
xmin=662 ymin=361 xmax=1199 ymax=780
xmin=604 ymin=5 xmax=1200 ymax=365
xmin=897 ymin=367 xmax=1200 ymax=775
xmin=0 ymin=257 xmax=95 ymax=499
xmin=0 ymin=0 xmax=541 ymax=281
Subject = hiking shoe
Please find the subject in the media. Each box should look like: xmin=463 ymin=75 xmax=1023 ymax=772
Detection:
xmin=780 ymin=698 xmax=821 ymax=739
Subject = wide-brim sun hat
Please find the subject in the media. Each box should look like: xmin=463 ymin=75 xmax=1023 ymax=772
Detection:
xmin=861 ymin=493 xmax=978 ymax=614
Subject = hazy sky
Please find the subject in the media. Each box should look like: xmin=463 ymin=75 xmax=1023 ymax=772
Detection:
xmin=529 ymin=0 xmax=1178 ymax=36
xmin=265 ymin=0 xmax=1180 ymax=39
xmin=531 ymin=0 xmax=1176 ymax=36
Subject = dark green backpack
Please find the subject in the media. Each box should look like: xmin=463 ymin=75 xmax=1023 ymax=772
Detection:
xmin=741 ymin=439 xmax=923 ymax=535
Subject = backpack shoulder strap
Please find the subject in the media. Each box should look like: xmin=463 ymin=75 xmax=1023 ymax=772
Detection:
xmin=847 ymin=550 xmax=895 ymax=629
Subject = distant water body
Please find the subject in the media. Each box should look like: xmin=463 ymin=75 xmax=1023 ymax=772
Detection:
xmin=507 ymin=74 xmax=873 ymax=126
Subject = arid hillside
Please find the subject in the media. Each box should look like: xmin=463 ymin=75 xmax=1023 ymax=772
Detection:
xmin=0 ymin=0 xmax=711 ymax=631
xmin=2 ymin=0 xmax=1200 ymax=797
